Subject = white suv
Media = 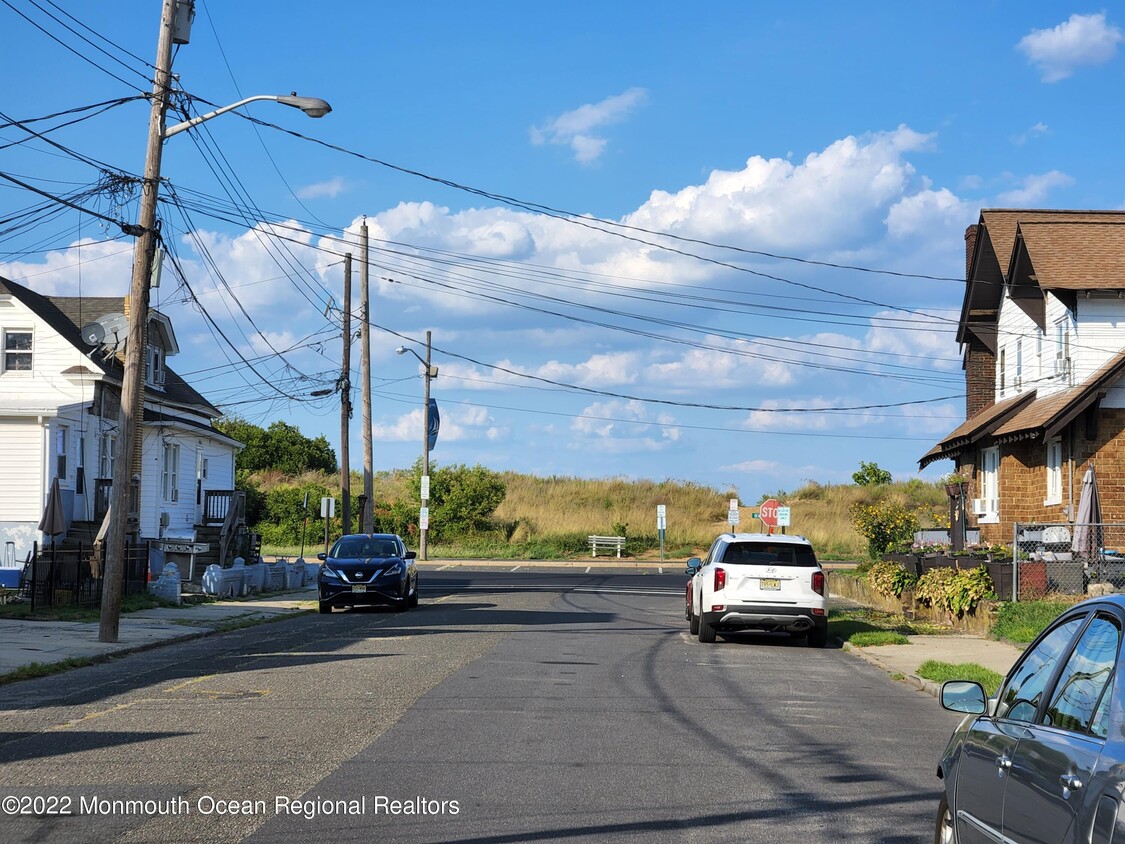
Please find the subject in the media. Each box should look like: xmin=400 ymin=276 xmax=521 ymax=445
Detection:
xmin=685 ymin=533 xmax=828 ymax=647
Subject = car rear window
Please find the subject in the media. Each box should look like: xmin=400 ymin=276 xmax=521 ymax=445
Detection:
xmin=332 ymin=539 xmax=399 ymax=558
xmin=720 ymin=542 xmax=817 ymax=567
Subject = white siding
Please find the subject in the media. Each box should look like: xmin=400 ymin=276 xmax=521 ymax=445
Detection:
xmin=1076 ymin=298 xmax=1125 ymax=388
xmin=0 ymin=418 xmax=44 ymax=521
xmin=0 ymin=298 xmax=99 ymax=411
xmin=995 ymin=291 xmax=1084 ymax=401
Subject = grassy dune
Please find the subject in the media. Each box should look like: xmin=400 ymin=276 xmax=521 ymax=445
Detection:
xmin=255 ymin=469 xmax=948 ymax=562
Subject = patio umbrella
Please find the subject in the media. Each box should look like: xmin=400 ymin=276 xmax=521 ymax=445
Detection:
xmin=1072 ymin=465 xmax=1103 ymax=561
xmin=38 ymin=477 xmax=66 ymax=544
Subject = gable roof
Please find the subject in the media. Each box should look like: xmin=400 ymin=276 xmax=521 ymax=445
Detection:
xmin=0 ymin=276 xmax=219 ymax=418
xmin=1016 ymin=221 xmax=1125 ymax=291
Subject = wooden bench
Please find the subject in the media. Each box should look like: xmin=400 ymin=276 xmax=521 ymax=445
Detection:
xmin=588 ymin=535 xmax=626 ymax=558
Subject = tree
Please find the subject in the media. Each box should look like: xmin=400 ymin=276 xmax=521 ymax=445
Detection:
xmin=215 ymin=417 xmax=336 ymax=474
xmin=410 ymin=460 xmax=507 ymax=542
xmin=852 ymin=461 xmax=893 ymax=487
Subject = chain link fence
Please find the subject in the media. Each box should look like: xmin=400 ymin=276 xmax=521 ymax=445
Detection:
xmin=1013 ymin=522 xmax=1125 ymax=600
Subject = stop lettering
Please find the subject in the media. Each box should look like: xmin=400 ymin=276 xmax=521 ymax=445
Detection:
xmin=759 ymin=498 xmax=780 ymax=527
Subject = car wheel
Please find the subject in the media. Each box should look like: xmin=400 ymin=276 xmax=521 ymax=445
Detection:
xmin=689 ymin=605 xmax=700 ymax=635
xmin=807 ymin=624 xmax=828 ymax=648
xmin=409 ymin=585 xmax=419 ymax=608
xmin=319 ymin=602 xmax=331 ymax=614
xmin=934 ymin=794 xmax=953 ymax=844
xmin=697 ymin=611 xmax=716 ymax=643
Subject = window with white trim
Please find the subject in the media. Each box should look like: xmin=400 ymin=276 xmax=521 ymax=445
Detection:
xmin=56 ymin=425 xmax=69 ymax=480
xmin=146 ymin=345 xmax=166 ymax=388
xmin=1046 ymin=439 xmax=1062 ymax=505
xmin=999 ymin=348 xmax=1006 ymax=394
xmin=162 ymin=441 xmax=180 ymax=502
xmin=2 ymin=328 xmax=32 ymax=372
xmin=99 ymin=432 xmax=116 ymax=479
xmin=1015 ymin=339 xmax=1023 ymax=389
xmin=981 ymin=447 xmax=1000 ymax=520
xmin=1055 ymin=317 xmax=1071 ymax=378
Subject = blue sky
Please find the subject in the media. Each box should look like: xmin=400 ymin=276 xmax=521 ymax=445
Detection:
xmin=3 ymin=2 xmax=1124 ymax=501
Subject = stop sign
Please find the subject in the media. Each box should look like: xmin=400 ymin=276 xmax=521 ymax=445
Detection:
xmin=759 ymin=498 xmax=780 ymax=527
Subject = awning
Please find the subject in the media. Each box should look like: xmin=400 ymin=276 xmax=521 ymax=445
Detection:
xmin=919 ymin=391 xmax=1036 ymax=469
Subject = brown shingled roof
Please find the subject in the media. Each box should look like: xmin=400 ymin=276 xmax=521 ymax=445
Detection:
xmin=980 ymin=209 xmax=1125 ymax=280
xmin=992 ymin=350 xmax=1125 ymax=441
xmin=1018 ymin=221 xmax=1125 ymax=290
xmin=919 ymin=390 xmax=1036 ymax=469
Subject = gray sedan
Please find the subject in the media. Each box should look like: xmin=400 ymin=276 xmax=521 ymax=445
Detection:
xmin=935 ymin=595 xmax=1124 ymax=843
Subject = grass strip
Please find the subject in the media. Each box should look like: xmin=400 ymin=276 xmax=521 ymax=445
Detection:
xmin=0 ymin=656 xmax=93 ymax=686
xmin=916 ymin=660 xmax=1004 ymax=697
xmin=848 ymin=630 xmax=910 ymax=646
xmin=991 ymin=600 xmax=1074 ymax=645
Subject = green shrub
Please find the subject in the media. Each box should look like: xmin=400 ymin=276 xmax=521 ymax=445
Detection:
xmin=866 ymin=560 xmax=918 ymax=598
xmin=850 ymin=501 xmax=920 ymax=560
xmin=915 ymin=565 xmax=996 ymax=616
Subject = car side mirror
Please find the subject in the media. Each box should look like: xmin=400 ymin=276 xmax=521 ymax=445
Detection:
xmin=404 ymin=551 xmax=417 ymax=559
xmin=317 ymin=552 xmax=327 ymax=561
xmin=940 ymin=680 xmax=987 ymax=715
xmin=685 ymin=557 xmax=702 ymax=576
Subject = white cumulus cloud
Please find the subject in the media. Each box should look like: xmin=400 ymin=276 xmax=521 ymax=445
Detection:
xmin=1018 ymin=13 xmax=1123 ymax=82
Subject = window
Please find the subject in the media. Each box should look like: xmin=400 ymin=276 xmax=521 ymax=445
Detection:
xmin=997 ymin=615 xmax=1084 ymax=721
xmin=99 ymin=433 xmax=116 ymax=479
xmin=1055 ymin=317 xmax=1071 ymax=377
xmin=146 ymin=345 xmax=165 ymax=387
xmin=2 ymin=329 xmax=32 ymax=372
xmin=1015 ymin=339 xmax=1023 ymax=388
xmin=56 ymin=425 xmax=69 ymax=480
xmin=1046 ymin=439 xmax=1063 ymax=505
xmin=1036 ymin=332 xmax=1044 ymax=382
xmin=980 ymin=447 xmax=1000 ymax=520
xmin=1043 ymin=615 xmax=1120 ymax=735
xmin=999 ymin=348 xmax=1006 ymax=393
xmin=161 ymin=441 xmax=179 ymax=502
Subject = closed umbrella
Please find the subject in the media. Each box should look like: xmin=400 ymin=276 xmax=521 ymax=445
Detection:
xmin=38 ymin=477 xmax=66 ymax=543
xmin=1072 ymin=465 xmax=1103 ymax=562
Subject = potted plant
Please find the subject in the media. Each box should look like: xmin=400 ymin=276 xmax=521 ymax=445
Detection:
xmin=941 ymin=472 xmax=969 ymax=499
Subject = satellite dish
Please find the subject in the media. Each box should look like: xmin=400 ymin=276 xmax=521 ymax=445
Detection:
xmin=81 ymin=321 xmax=106 ymax=345
xmin=81 ymin=313 xmax=129 ymax=350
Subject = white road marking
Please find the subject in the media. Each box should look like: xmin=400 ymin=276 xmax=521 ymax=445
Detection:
xmin=585 ymin=566 xmax=591 ymax=574
xmin=511 ymin=565 xmax=522 ymax=572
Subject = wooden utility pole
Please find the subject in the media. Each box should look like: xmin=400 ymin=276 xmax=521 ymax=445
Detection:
xmin=360 ymin=221 xmax=373 ymax=533
xmin=100 ymin=0 xmax=177 ymax=643
xmin=340 ymin=254 xmax=352 ymax=535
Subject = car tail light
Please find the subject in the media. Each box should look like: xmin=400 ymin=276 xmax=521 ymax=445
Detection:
xmin=714 ymin=567 xmax=726 ymax=592
xmin=812 ymin=571 xmax=825 ymax=596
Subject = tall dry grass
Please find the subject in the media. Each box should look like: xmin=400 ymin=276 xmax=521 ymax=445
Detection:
xmin=250 ymin=468 xmax=948 ymax=562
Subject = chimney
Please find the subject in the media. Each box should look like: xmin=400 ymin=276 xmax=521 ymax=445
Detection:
xmin=964 ymin=224 xmax=978 ymax=280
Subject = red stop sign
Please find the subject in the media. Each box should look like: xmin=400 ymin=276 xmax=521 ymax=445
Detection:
xmin=759 ymin=498 xmax=780 ymax=527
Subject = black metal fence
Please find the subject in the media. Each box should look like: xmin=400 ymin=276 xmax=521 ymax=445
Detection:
xmin=1013 ymin=522 xmax=1125 ymax=599
xmin=23 ymin=540 xmax=150 ymax=610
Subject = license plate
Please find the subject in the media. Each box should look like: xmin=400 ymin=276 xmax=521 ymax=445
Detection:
xmin=759 ymin=578 xmax=781 ymax=590
xmin=351 ymin=585 xmax=367 ymax=593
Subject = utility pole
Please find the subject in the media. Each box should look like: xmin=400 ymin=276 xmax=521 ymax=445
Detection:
xmin=360 ymin=220 xmax=373 ymax=533
xmin=100 ymin=0 xmax=179 ymax=643
xmin=339 ymin=254 xmax=352 ymax=535
xmin=420 ymin=330 xmax=434 ymax=560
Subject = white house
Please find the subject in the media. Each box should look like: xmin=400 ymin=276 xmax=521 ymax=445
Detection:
xmin=0 ymin=276 xmax=240 ymax=564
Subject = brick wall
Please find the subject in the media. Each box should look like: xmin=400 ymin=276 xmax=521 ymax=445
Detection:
xmin=972 ymin=409 xmax=1125 ymax=544
xmin=964 ymin=333 xmax=995 ymax=419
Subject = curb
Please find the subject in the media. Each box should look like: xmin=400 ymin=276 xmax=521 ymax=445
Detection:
xmin=842 ymin=641 xmax=942 ymax=698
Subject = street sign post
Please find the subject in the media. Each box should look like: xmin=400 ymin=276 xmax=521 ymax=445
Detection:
xmin=759 ymin=498 xmax=780 ymax=534
xmin=419 ymin=506 xmax=430 ymax=530
xmin=777 ymin=506 xmax=791 ymax=528
xmin=727 ymin=498 xmax=740 ymax=528
xmin=656 ymin=504 xmax=667 ymax=561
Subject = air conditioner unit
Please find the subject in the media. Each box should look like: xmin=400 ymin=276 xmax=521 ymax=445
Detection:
xmin=1054 ymin=356 xmax=1071 ymax=377
xmin=159 ymin=512 xmax=170 ymax=528
xmin=971 ymin=499 xmax=989 ymax=516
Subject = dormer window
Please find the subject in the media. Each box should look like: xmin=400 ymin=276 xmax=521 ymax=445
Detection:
xmin=147 ymin=345 xmax=166 ymax=388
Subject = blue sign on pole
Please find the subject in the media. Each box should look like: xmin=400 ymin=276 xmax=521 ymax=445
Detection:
xmin=427 ymin=399 xmax=440 ymax=450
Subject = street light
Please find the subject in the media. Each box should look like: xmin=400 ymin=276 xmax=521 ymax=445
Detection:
xmin=396 ymin=332 xmax=437 ymax=560
xmin=162 ymin=93 xmax=332 ymax=138
xmin=99 ymin=0 xmax=332 ymax=643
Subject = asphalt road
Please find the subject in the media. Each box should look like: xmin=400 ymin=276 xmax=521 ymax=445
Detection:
xmin=0 ymin=569 xmax=962 ymax=843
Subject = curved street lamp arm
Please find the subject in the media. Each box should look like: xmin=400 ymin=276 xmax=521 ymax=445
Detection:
xmin=163 ymin=93 xmax=331 ymax=139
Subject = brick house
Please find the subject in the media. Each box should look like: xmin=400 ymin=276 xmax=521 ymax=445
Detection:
xmin=921 ymin=209 xmax=1125 ymax=544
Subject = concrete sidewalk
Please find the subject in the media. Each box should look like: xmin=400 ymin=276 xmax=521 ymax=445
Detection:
xmin=0 ymin=586 xmax=317 ymax=677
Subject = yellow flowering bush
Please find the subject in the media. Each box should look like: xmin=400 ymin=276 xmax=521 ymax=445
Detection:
xmin=850 ymin=501 xmax=920 ymax=560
